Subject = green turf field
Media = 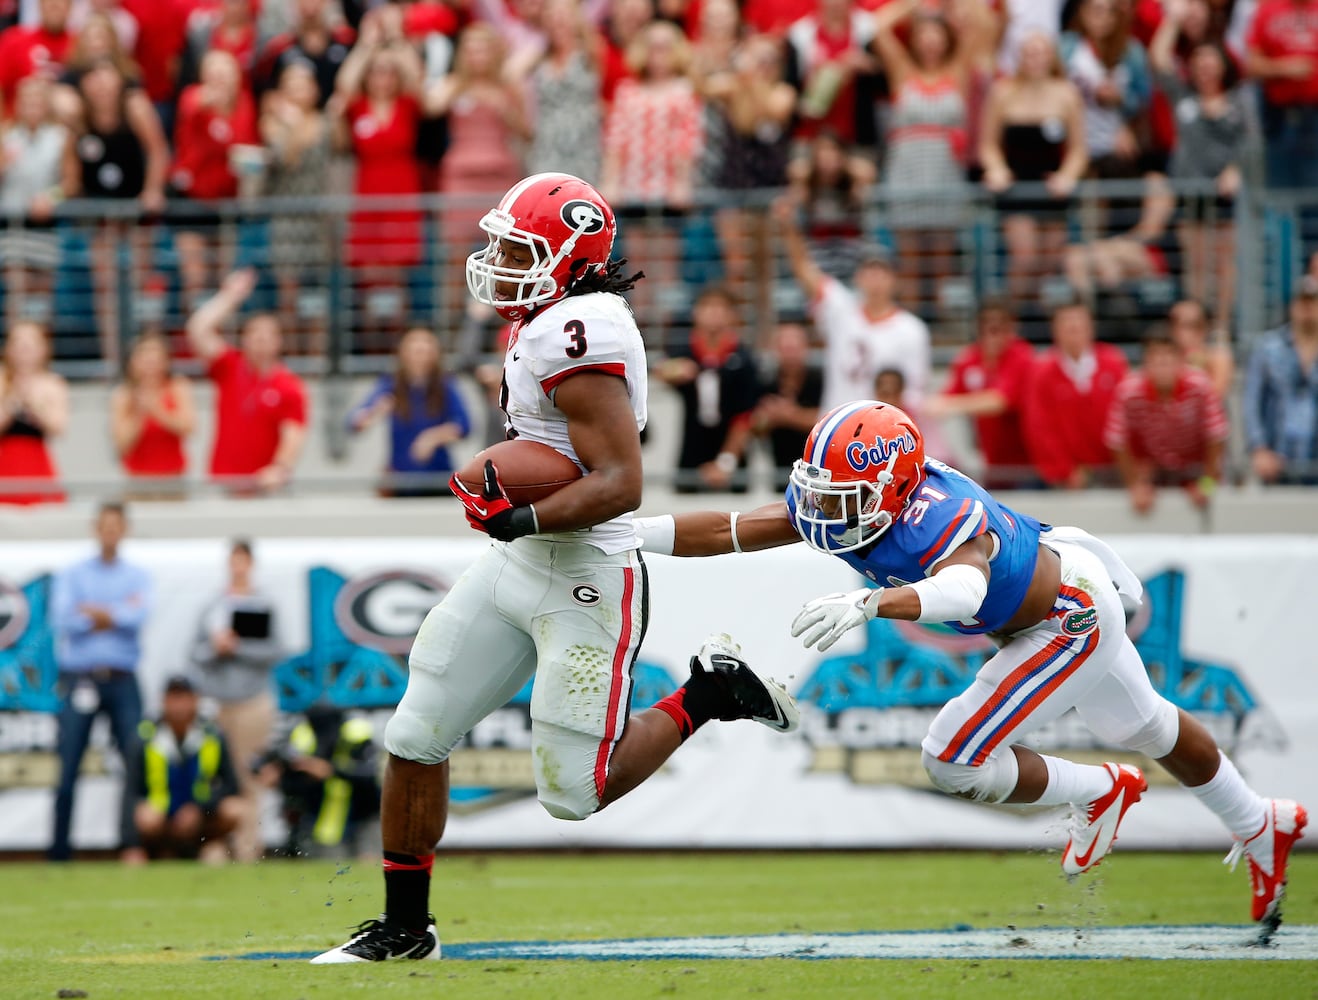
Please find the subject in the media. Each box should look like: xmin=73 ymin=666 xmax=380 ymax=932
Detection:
xmin=1 ymin=852 xmax=1314 ymax=1000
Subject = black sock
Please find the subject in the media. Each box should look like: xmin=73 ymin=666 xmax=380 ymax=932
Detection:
xmin=653 ymin=670 xmax=724 ymax=739
xmin=382 ymin=851 xmax=434 ymax=932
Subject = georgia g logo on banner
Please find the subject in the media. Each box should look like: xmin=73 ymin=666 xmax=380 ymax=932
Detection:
xmin=0 ymin=578 xmax=30 ymax=650
xmin=333 ymin=570 xmax=448 ymax=657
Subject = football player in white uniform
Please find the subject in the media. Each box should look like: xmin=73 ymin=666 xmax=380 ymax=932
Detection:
xmin=313 ymin=173 xmax=800 ymax=963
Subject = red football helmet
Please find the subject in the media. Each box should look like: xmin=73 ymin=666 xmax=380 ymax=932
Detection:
xmin=465 ymin=172 xmax=617 ymax=321
xmin=789 ymin=400 xmax=926 ymax=553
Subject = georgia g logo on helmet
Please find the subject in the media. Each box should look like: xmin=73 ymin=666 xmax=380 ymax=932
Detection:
xmin=560 ymin=199 xmax=606 ymax=235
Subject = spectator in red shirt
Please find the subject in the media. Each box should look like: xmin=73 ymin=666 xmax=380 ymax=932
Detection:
xmin=185 ymin=268 xmax=308 ymax=492
xmin=925 ymin=297 xmax=1038 ymax=489
xmin=170 ymin=49 xmax=259 ymax=308
xmin=109 ymin=332 xmax=196 ymax=487
xmin=181 ymin=0 xmax=257 ymax=91
xmin=1023 ymin=299 xmax=1129 ymax=488
xmin=0 ymin=0 xmax=74 ymax=114
xmin=121 ymin=0 xmax=188 ymax=119
xmin=1246 ymin=0 xmax=1318 ymax=253
xmin=743 ymin=0 xmax=815 ymax=36
xmin=1104 ymin=326 xmax=1228 ymax=514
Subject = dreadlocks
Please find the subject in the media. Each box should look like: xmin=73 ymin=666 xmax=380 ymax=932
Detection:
xmin=565 ymin=257 xmax=645 ymax=298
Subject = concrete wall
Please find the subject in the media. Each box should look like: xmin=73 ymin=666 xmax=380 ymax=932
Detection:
xmin=4 ymin=377 xmax=1315 ymax=541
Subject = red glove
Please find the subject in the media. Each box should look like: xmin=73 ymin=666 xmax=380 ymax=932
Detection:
xmin=449 ymin=460 xmax=539 ymax=542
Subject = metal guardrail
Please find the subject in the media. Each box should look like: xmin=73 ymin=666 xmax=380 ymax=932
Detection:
xmin=3 ymin=179 xmax=1314 ymax=379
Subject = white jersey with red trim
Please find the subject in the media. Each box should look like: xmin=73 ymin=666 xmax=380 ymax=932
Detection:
xmin=813 ymin=276 xmax=932 ymax=413
xmin=500 ymin=291 xmax=648 ymax=554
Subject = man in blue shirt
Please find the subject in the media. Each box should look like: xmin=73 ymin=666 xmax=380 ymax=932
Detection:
xmin=1243 ymin=276 xmax=1318 ymax=485
xmin=49 ymin=502 xmax=153 ymax=862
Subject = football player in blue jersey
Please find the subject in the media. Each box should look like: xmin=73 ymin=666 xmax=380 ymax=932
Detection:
xmin=636 ymin=399 xmax=1306 ymax=929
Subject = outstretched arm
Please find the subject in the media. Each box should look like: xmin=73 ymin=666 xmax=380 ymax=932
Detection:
xmin=772 ymin=197 xmax=826 ymax=303
xmin=186 ymin=268 xmax=257 ymax=363
xmin=636 ymin=501 xmax=800 ymax=557
xmin=792 ymin=535 xmax=992 ymax=651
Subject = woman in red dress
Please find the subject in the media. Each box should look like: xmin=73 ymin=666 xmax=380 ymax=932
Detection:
xmin=331 ymin=12 xmax=428 ymax=347
xmin=170 ymin=49 xmax=259 ymax=309
xmin=0 ymin=321 xmax=68 ymax=505
xmin=110 ymin=333 xmax=195 ymax=490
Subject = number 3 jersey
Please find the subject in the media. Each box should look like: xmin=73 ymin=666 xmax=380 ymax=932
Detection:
xmin=501 ymin=290 xmax=649 ymax=554
xmin=785 ymin=460 xmax=1045 ymax=634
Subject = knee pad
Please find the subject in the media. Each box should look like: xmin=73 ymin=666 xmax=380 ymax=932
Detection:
xmin=538 ymin=789 xmax=598 ymax=822
xmin=536 ymin=765 xmax=601 ymax=821
xmin=532 ymin=724 xmax=603 ymax=821
xmin=921 ymin=747 xmax=1019 ymax=804
xmin=1117 ymin=697 xmax=1180 ymax=759
xmin=383 ymin=709 xmax=448 ymax=765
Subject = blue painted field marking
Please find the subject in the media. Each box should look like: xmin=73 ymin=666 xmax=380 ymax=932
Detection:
xmin=213 ymin=925 xmax=1318 ymax=962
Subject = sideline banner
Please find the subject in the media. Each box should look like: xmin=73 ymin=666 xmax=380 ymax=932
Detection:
xmin=0 ymin=535 xmax=1313 ymax=852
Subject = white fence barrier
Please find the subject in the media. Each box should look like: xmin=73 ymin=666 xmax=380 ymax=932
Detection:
xmin=0 ymin=534 xmax=1313 ymax=851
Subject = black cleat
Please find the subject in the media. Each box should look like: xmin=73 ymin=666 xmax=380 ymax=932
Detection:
xmin=310 ymin=915 xmax=440 ymax=964
xmin=690 ymin=633 xmax=800 ymax=732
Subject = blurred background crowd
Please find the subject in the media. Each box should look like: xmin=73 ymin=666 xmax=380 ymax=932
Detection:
xmin=0 ymin=0 xmax=1316 ymax=508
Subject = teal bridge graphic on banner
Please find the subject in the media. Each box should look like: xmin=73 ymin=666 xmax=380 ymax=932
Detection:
xmin=274 ymin=566 xmax=676 ymax=713
xmin=0 ymin=575 xmax=58 ymax=713
xmin=795 ymin=569 xmax=1256 ymax=723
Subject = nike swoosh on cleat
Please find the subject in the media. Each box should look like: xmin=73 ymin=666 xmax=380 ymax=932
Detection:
xmin=1071 ymin=790 xmax=1126 ymax=870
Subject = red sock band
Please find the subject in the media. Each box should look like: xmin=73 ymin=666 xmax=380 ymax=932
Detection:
xmin=652 ymin=690 xmax=695 ymax=739
xmin=383 ymin=852 xmax=435 ymax=875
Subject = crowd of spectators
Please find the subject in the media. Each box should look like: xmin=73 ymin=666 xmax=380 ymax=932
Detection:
xmin=0 ymin=0 xmax=1312 ymax=330
xmin=0 ymin=0 xmax=1316 ymax=497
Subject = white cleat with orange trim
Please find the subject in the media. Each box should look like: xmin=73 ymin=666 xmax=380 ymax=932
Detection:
xmin=1061 ymin=762 xmax=1148 ymax=876
xmin=1225 ymin=798 xmax=1308 ymax=928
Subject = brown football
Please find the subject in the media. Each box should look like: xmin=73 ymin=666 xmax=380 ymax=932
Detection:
xmin=454 ymin=439 xmax=583 ymax=506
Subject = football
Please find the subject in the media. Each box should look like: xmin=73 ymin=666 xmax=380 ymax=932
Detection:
xmin=454 ymin=439 xmax=583 ymax=506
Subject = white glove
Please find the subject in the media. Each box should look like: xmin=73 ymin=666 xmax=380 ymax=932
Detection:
xmin=790 ymin=588 xmax=884 ymax=652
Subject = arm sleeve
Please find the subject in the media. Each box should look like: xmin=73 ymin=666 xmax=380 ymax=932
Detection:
xmin=109 ymin=569 xmax=152 ymax=630
xmin=945 ymin=356 xmax=969 ymax=395
xmin=50 ymin=568 xmax=93 ymax=636
xmin=809 ymin=277 xmax=847 ymax=336
xmin=997 ymin=347 xmax=1035 ymax=409
xmin=207 ymin=345 xmax=240 ymax=382
xmin=279 ymin=375 xmax=309 ymax=427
